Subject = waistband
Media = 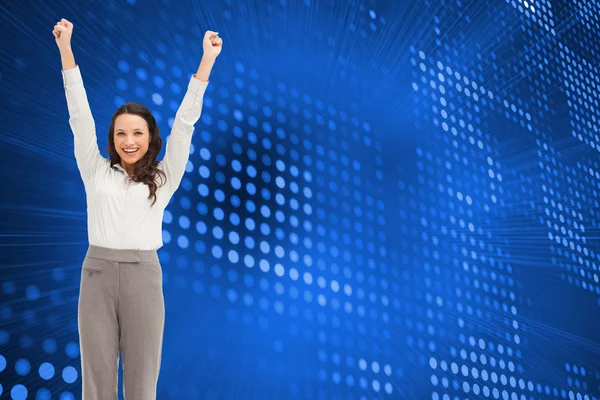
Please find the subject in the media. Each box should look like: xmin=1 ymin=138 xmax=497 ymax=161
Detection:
xmin=85 ymin=245 xmax=159 ymax=263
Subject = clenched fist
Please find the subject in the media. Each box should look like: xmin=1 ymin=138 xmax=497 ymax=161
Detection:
xmin=52 ymin=19 xmax=73 ymax=51
xmin=203 ymin=31 xmax=223 ymax=59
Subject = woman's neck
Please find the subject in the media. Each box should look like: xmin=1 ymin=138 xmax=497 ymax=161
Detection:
xmin=121 ymin=161 xmax=135 ymax=177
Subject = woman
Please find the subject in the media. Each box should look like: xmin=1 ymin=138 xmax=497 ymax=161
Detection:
xmin=52 ymin=18 xmax=222 ymax=400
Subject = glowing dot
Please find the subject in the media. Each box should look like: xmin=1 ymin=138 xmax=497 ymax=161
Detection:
xmin=62 ymin=366 xmax=78 ymax=383
xmin=11 ymin=385 xmax=28 ymax=400
xmin=39 ymin=362 xmax=55 ymax=380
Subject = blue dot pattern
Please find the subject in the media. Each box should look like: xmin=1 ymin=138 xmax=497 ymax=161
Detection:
xmin=405 ymin=1 xmax=600 ymax=399
xmin=560 ymin=44 xmax=600 ymax=150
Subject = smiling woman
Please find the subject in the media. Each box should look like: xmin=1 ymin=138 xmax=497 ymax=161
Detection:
xmin=107 ymin=102 xmax=166 ymax=206
xmin=53 ymin=16 xmax=223 ymax=400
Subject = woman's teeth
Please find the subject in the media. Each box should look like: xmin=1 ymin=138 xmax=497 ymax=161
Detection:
xmin=123 ymin=149 xmax=139 ymax=154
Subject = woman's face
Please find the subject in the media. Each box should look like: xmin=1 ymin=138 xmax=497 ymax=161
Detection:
xmin=113 ymin=113 xmax=150 ymax=166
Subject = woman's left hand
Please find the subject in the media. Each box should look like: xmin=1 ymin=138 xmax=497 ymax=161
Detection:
xmin=203 ymin=31 xmax=223 ymax=59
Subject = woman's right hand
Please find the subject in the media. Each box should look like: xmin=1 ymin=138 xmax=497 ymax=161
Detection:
xmin=53 ymin=18 xmax=73 ymax=51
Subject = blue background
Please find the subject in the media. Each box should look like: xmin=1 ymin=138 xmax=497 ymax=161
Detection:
xmin=1 ymin=0 xmax=600 ymax=399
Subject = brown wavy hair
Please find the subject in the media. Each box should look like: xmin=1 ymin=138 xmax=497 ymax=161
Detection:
xmin=107 ymin=102 xmax=166 ymax=206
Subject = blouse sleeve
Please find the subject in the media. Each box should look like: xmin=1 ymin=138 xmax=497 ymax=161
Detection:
xmin=162 ymin=75 xmax=209 ymax=195
xmin=62 ymin=65 xmax=106 ymax=185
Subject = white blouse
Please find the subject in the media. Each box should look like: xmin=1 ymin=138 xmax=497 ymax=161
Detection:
xmin=62 ymin=65 xmax=208 ymax=250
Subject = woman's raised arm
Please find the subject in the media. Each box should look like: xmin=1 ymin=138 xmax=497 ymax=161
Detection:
xmin=162 ymin=31 xmax=223 ymax=195
xmin=54 ymin=19 xmax=105 ymax=185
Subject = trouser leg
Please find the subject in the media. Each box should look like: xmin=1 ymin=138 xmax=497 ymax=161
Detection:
xmin=119 ymin=260 xmax=165 ymax=400
xmin=78 ymin=257 xmax=119 ymax=400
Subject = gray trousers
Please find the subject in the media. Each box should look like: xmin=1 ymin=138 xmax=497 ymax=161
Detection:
xmin=78 ymin=245 xmax=165 ymax=400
